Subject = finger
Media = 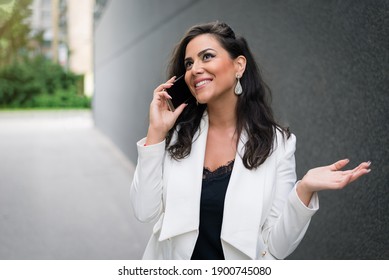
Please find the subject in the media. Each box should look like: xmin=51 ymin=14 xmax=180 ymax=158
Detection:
xmin=352 ymin=161 xmax=371 ymax=173
xmin=173 ymin=102 xmax=188 ymax=118
xmin=162 ymin=76 xmax=177 ymax=88
xmin=336 ymin=166 xmax=371 ymax=187
xmin=153 ymin=76 xmax=177 ymax=93
xmin=152 ymin=95 xmax=165 ymax=108
xmin=154 ymin=82 xmax=174 ymax=93
xmin=330 ymin=159 xmax=350 ymax=171
xmin=153 ymin=91 xmax=163 ymax=101
xmin=163 ymin=76 xmax=177 ymax=89
xmin=342 ymin=170 xmax=353 ymax=175
xmin=339 ymin=161 xmax=371 ymax=176
xmin=160 ymin=90 xmax=172 ymax=100
xmin=154 ymin=91 xmax=172 ymax=101
xmin=159 ymin=90 xmax=172 ymax=99
xmin=348 ymin=168 xmax=371 ymax=184
xmin=329 ymin=171 xmax=354 ymax=189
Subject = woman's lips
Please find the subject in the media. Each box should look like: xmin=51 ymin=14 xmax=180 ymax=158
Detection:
xmin=194 ymin=79 xmax=212 ymax=90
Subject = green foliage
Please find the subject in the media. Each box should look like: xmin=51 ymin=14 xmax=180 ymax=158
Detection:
xmin=0 ymin=0 xmax=33 ymax=67
xmin=0 ymin=56 xmax=91 ymax=108
xmin=0 ymin=1 xmax=91 ymax=109
xmin=29 ymin=88 xmax=91 ymax=108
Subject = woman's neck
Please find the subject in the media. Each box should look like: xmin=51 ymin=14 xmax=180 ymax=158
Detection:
xmin=207 ymin=95 xmax=237 ymax=130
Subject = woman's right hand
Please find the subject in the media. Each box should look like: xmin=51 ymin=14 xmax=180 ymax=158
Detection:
xmin=146 ymin=77 xmax=188 ymax=145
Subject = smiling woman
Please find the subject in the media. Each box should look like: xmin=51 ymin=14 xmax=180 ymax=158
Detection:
xmin=130 ymin=21 xmax=370 ymax=260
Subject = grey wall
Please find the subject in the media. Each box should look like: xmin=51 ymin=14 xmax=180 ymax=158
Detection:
xmin=94 ymin=0 xmax=388 ymax=259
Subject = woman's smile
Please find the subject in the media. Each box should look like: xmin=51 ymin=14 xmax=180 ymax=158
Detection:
xmin=194 ymin=78 xmax=213 ymax=90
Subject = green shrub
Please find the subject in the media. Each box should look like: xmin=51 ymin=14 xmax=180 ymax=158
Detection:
xmin=0 ymin=56 xmax=91 ymax=108
xmin=0 ymin=61 xmax=41 ymax=106
xmin=30 ymin=88 xmax=91 ymax=108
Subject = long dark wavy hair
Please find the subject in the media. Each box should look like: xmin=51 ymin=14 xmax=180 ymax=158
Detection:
xmin=165 ymin=21 xmax=290 ymax=170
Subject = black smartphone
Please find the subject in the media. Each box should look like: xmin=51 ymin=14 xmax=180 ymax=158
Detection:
xmin=165 ymin=74 xmax=194 ymax=111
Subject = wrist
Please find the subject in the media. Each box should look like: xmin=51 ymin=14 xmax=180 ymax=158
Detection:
xmin=298 ymin=179 xmax=308 ymax=192
xmin=297 ymin=180 xmax=314 ymax=207
xmin=146 ymin=126 xmax=167 ymax=145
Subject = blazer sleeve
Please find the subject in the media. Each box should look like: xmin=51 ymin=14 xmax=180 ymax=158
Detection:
xmin=130 ymin=138 xmax=166 ymax=223
xmin=261 ymin=133 xmax=319 ymax=259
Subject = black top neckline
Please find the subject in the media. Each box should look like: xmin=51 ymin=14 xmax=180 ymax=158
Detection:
xmin=203 ymin=160 xmax=235 ymax=181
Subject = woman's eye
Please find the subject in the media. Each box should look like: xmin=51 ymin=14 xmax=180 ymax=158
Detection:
xmin=184 ymin=61 xmax=193 ymax=69
xmin=203 ymin=53 xmax=215 ymax=61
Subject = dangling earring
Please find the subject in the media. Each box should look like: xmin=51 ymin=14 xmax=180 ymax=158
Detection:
xmin=234 ymin=74 xmax=243 ymax=95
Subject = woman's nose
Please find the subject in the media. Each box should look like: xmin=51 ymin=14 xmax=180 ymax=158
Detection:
xmin=191 ymin=60 xmax=204 ymax=75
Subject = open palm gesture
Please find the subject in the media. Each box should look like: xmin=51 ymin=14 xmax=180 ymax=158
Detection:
xmin=298 ymin=159 xmax=371 ymax=205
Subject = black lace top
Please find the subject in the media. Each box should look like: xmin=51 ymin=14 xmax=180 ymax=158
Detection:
xmin=191 ymin=160 xmax=234 ymax=260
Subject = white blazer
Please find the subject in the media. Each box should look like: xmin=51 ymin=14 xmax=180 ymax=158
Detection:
xmin=130 ymin=112 xmax=319 ymax=260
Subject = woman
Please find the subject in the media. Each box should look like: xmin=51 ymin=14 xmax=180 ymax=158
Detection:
xmin=130 ymin=22 xmax=370 ymax=260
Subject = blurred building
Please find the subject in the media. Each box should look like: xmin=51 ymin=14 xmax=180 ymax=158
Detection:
xmin=66 ymin=0 xmax=94 ymax=96
xmin=29 ymin=0 xmax=64 ymax=63
xmin=29 ymin=0 xmax=94 ymax=96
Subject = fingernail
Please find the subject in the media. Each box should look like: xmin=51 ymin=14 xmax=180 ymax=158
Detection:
xmin=366 ymin=169 xmax=371 ymax=173
xmin=367 ymin=161 xmax=371 ymax=166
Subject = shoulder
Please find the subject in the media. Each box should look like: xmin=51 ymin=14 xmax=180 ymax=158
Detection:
xmin=273 ymin=127 xmax=296 ymax=156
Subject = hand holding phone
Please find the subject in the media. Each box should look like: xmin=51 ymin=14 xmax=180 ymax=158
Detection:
xmin=165 ymin=74 xmax=194 ymax=111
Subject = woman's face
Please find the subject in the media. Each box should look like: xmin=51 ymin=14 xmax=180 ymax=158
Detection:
xmin=184 ymin=34 xmax=238 ymax=105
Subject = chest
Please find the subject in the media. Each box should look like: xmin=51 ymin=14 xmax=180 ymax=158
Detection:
xmin=204 ymin=127 xmax=237 ymax=171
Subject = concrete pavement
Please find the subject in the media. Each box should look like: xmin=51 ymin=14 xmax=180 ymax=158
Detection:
xmin=0 ymin=110 xmax=152 ymax=259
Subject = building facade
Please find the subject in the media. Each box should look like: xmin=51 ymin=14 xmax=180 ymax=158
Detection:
xmin=29 ymin=0 xmax=94 ymax=96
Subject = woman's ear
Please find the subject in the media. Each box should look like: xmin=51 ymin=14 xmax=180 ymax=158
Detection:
xmin=235 ymin=55 xmax=247 ymax=76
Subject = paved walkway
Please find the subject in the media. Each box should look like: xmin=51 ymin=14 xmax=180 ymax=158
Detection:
xmin=0 ymin=110 xmax=152 ymax=259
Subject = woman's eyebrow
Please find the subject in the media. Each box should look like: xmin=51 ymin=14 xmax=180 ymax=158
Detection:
xmin=184 ymin=48 xmax=216 ymax=62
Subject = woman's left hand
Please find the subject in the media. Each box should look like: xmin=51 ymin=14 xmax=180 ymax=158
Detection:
xmin=297 ymin=159 xmax=371 ymax=206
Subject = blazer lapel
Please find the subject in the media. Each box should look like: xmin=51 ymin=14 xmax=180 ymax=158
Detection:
xmin=221 ymin=132 xmax=267 ymax=259
xmin=159 ymin=113 xmax=209 ymax=241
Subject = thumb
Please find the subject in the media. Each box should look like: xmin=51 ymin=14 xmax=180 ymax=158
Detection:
xmin=173 ymin=103 xmax=188 ymax=118
xmin=330 ymin=158 xmax=350 ymax=171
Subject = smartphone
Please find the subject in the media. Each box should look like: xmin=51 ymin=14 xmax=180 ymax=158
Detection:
xmin=165 ymin=74 xmax=194 ymax=111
